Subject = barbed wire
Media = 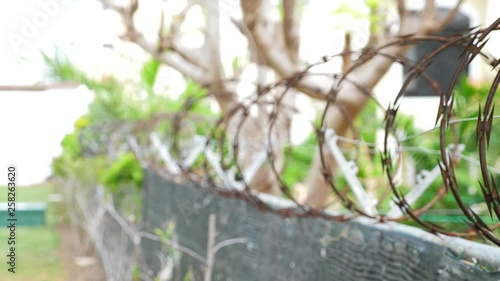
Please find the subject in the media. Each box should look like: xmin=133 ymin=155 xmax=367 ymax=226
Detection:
xmin=79 ymin=19 xmax=500 ymax=245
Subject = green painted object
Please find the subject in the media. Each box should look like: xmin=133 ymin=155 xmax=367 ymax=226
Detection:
xmin=0 ymin=202 xmax=47 ymax=226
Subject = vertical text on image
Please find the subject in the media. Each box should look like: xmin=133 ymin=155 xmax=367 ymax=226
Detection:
xmin=6 ymin=166 xmax=17 ymax=274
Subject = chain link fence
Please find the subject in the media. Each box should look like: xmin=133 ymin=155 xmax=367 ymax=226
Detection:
xmin=59 ymin=14 xmax=500 ymax=280
xmin=63 ymin=168 xmax=500 ymax=280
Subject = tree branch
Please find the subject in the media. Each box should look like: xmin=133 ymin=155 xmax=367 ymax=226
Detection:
xmin=342 ymin=32 xmax=353 ymax=73
xmin=204 ymin=214 xmax=216 ymax=281
xmin=239 ymin=0 xmax=298 ymax=75
xmin=141 ymin=232 xmax=208 ymax=266
xmin=423 ymin=0 xmax=436 ymax=28
xmin=428 ymin=0 xmax=464 ymax=34
xmin=156 ymin=0 xmax=208 ymax=71
xmin=240 ymin=0 xmax=263 ymax=30
xmin=237 ymin=1 xmax=345 ymax=102
xmin=401 ymin=0 xmax=464 ymax=36
xmin=108 ymin=0 xmax=209 ymax=85
xmin=205 ymin=0 xmax=224 ymax=83
xmin=169 ymin=42 xmax=207 ymax=70
xmin=107 ymin=0 xmax=239 ymax=115
xmin=282 ymin=0 xmax=300 ymax=65
xmin=396 ymin=0 xmax=407 ymax=22
xmin=131 ymin=34 xmax=209 ymax=85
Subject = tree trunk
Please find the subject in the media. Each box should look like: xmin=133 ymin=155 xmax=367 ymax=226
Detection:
xmin=303 ymin=46 xmax=409 ymax=207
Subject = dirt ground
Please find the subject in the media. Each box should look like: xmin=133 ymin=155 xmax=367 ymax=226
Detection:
xmin=57 ymin=225 xmax=107 ymax=281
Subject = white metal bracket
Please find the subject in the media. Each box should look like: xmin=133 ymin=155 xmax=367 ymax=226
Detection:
xmin=324 ymin=129 xmax=378 ymax=216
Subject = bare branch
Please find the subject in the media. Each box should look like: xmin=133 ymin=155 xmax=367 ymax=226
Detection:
xmin=240 ymin=0 xmax=263 ymax=30
xmin=170 ymin=42 xmax=207 ymax=71
xmin=396 ymin=0 xmax=406 ymax=22
xmin=0 ymin=83 xmax=79 ymax=91
xmin=205 ymin=0 xmax=225 ymax=83
xmin=204 ymin=214 xmax=216 ymax=281
xmin=237 ymin=0 xmax=373 ymax=103
xmin=170 ymin=0 xmax=194 ymax=34
xmin=156 ymin=0 xmax=208 ymax=70
xmin=414 ymin=0 xmax=464 ymax=35
xmin=133 ymin=35 xmax=209 ymax=84
xmin=428 ymin=0 xmax=465 ymax=33
xmin=282 ymin=0 xmax=300 ymax=65
xmin=157 ymin=8 xmax=165 ymax=47
xmin=212 ymin=238 xmax=247 ymax=254
xmin=423 ymin=0 xmax=436 ymax=24
xmin=252 ymin=22 xmax=300 ymax=75
xmin=237 ymin=3 xmax=290 ymax=81
xmin=108 ymin=1 xmax=209 ymax=84
xmin=239 ymin=0 xmax=298 ymax=74
xmin=342 ymin=32 xmax=353 ymax=74
xmin=398 ymin=0 xmax=464 ymax=37
xmin=141 ymin=232 xmax=208 ymax=266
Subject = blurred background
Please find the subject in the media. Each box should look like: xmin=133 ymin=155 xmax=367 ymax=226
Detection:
xmin=0 ymin=0 xmax=499 ymax=280
xmin=1 ymin=0 xmax=499 ymax=185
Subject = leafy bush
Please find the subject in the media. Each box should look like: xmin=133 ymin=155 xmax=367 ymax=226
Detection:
xmin=46 ymin=52 xmax=211 ymax=200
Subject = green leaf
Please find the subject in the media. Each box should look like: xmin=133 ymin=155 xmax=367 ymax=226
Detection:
xmin=100 ymin=153 xmax=144 ymax=191
xmin=141 ymin=59 xmax=161 ymax=91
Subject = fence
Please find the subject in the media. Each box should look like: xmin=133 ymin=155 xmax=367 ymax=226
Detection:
xmin=141 ymin=169 xmax=500 ymax=281
xmin=62 ymin=17 xmax=500 ymax=280
xmin=64 ymin=169 xmax=500 ymax=281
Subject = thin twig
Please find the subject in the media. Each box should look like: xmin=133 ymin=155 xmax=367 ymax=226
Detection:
xmin=204 ymin=214 xmax=216 ymax=281
xmin=141 ymin=232 xmax=208 ymax=266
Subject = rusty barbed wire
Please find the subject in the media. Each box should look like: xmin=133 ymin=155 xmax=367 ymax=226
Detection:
xmin=78 ymin=20 xmax=500 ymax=244
xmin=377 ymin=22 xmax=500 ymax=244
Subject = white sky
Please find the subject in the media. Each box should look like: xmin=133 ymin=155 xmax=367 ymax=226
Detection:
xmin=0 ymin=87 xmax=93 ymax=186
xmin=0 ymin=0 xmax=101 ymax=185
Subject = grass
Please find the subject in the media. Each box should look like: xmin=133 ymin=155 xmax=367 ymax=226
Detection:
xmin=0 ymin=183 xmax=64 ymax=281
xmin=0 ymin=227 xmax=63 ymax=281
xmin=11 ymin=184 xmax=54 ymax=202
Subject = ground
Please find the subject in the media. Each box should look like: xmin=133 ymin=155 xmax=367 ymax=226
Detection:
xmin=57 ymin=225 xmax=106 ymax=281
xmin=0 ymin=184 xmax=106 ymax=281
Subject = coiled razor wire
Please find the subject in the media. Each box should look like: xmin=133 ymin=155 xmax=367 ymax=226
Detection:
xmin=78 ymin=20 xmax=500 ymax=246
